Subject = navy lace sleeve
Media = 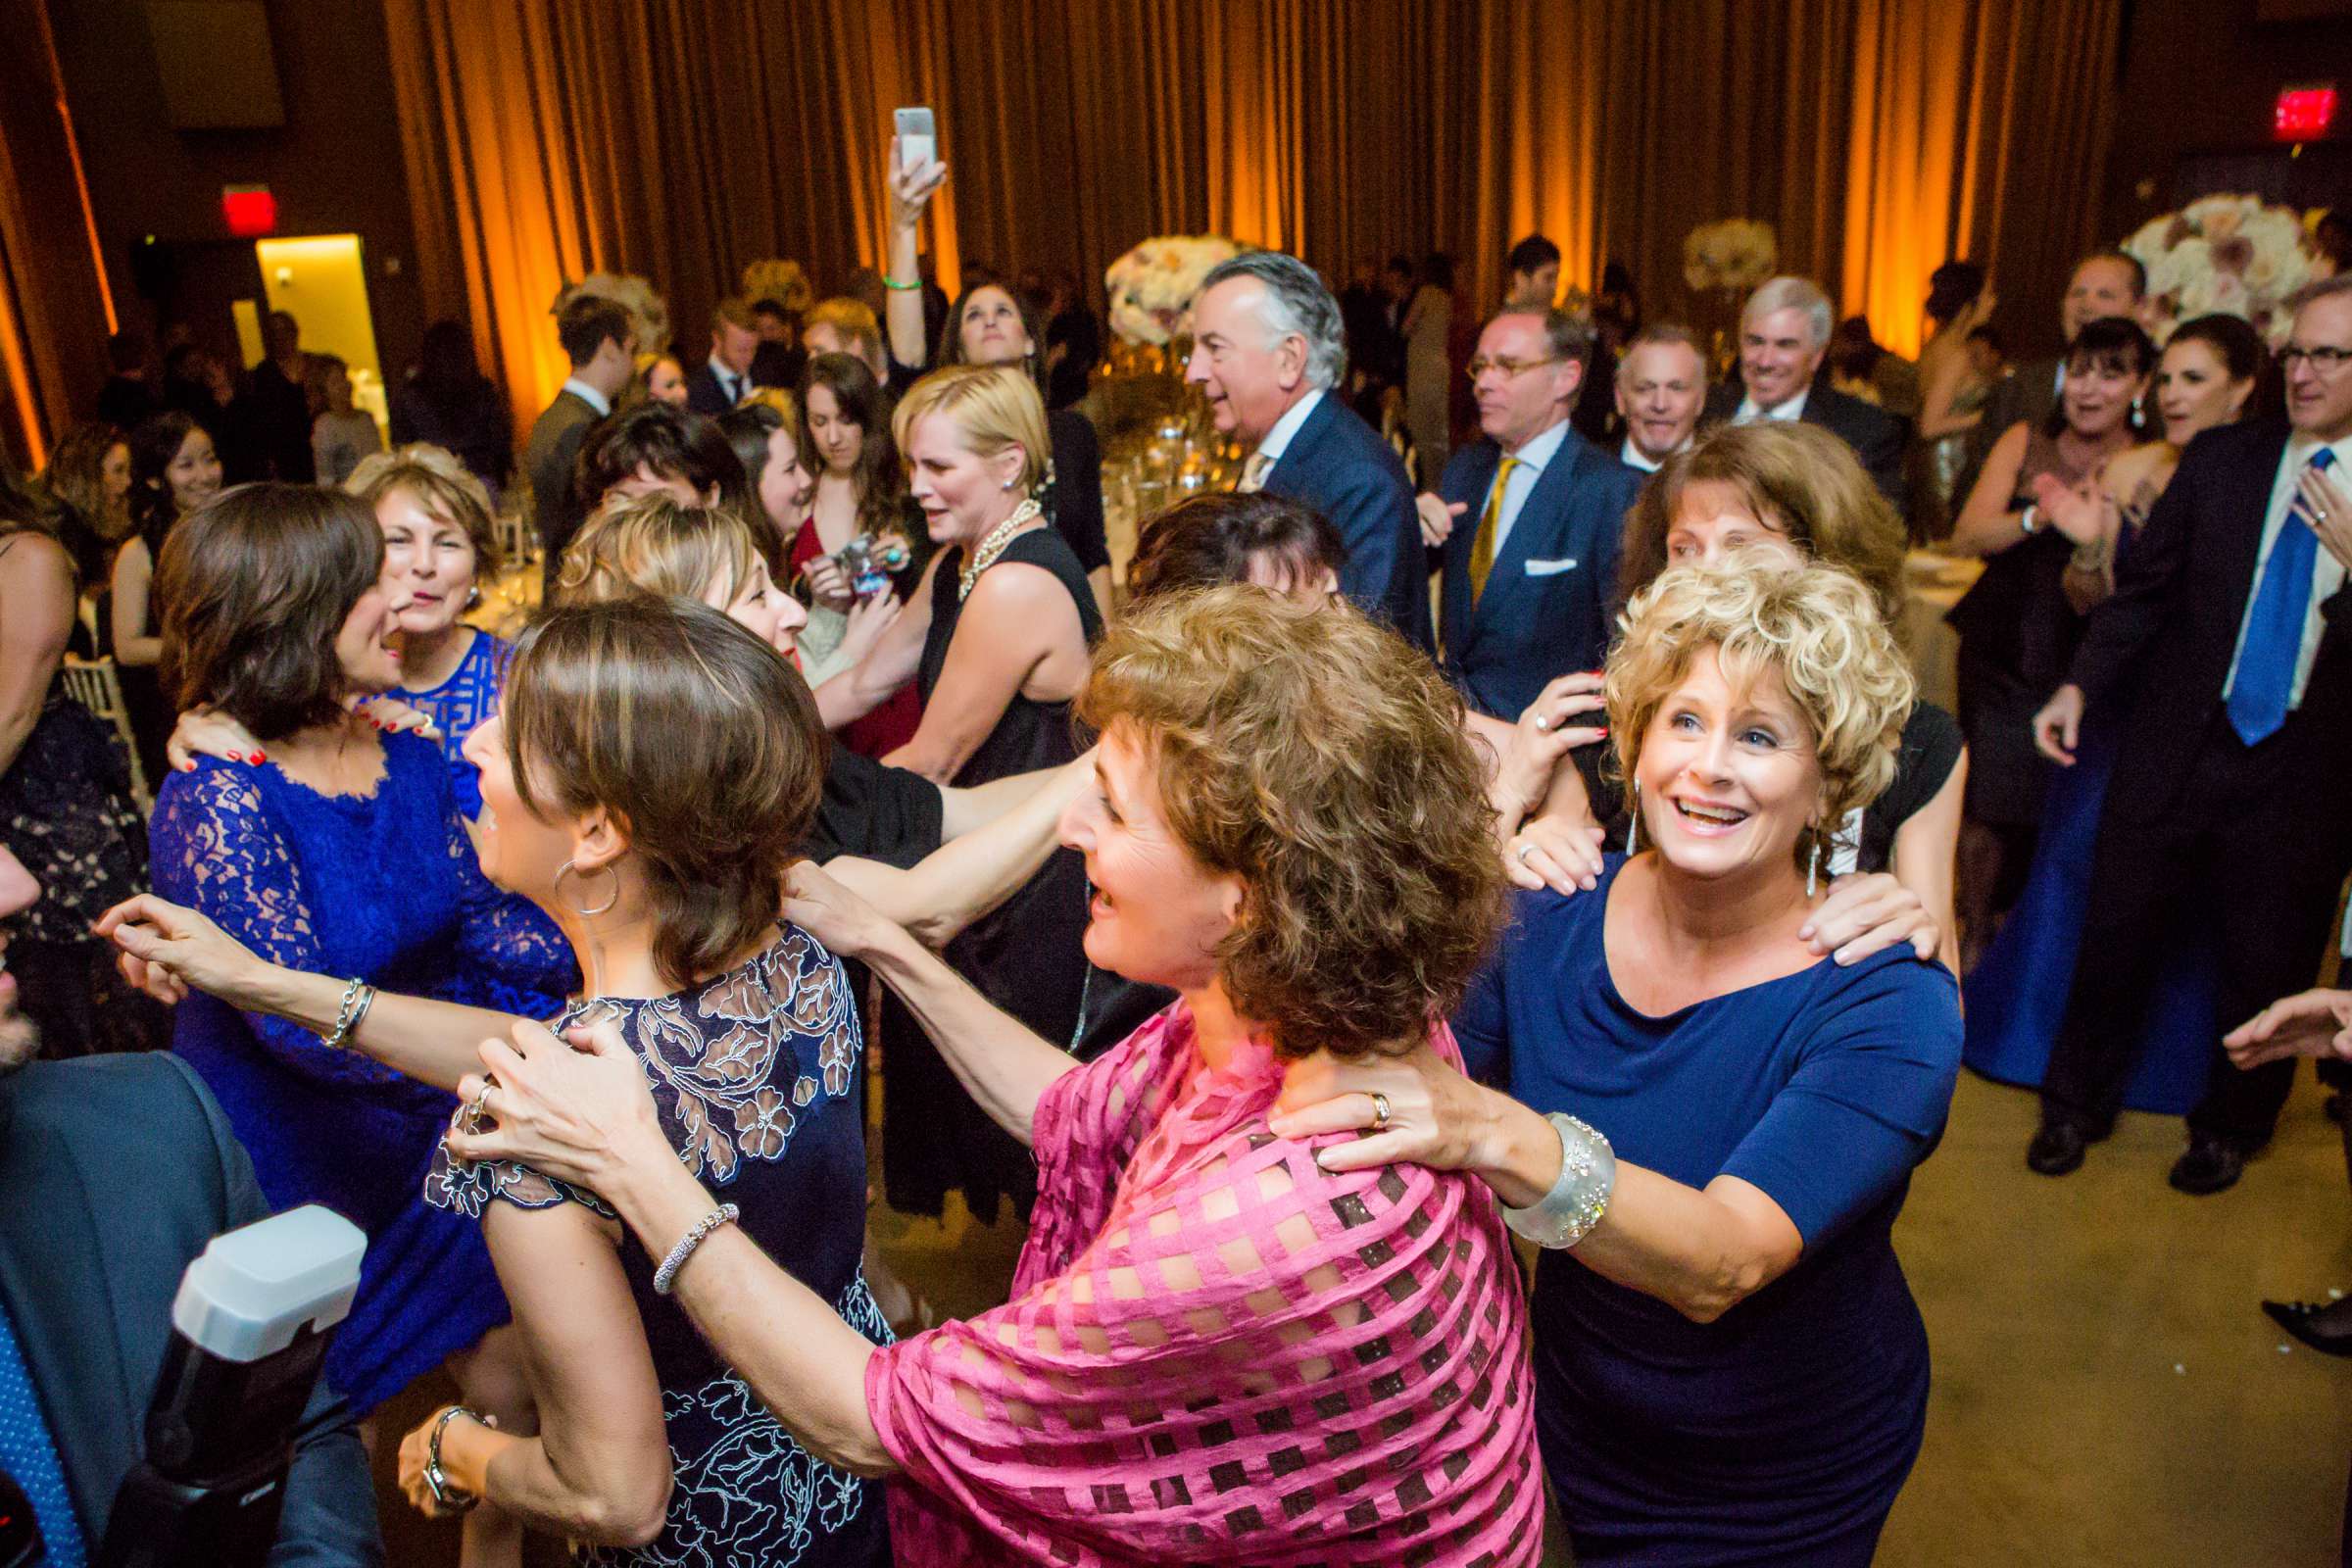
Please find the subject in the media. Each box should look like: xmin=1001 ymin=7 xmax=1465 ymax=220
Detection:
xmin=149 ymin=766 xmax=447 ymax=1108
xmin=442 ymin=803 xmax=577 ymax=1021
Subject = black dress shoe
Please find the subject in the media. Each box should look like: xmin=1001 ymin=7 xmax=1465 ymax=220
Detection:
xmin=2026 ymin=1119 xmax=2089 ymax=1176
xmin=2168 ymin=1131 xmax=2258 ymax=1195
xmin=2264 ymin=1297 xmax=2352 ymax=1356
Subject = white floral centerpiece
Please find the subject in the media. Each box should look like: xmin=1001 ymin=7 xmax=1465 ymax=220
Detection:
xmin=2125 ymin=195 xmax=2318 ymax=347
xmin=550 ymin=273 xmax=670 ymax=356
xmin=1682 ymin=219 xmax=1779 ymax=295
xmin=1104 ymin=236 xmax=1243 ymax=347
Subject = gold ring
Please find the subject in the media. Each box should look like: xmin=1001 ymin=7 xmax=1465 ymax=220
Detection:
xmin=1370 ymin=1092 xmax=1393 ymax=1132
xmin=465 ymin=1078 xmax=495 ymax=1131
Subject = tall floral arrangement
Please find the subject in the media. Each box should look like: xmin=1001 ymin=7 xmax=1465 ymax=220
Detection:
xmin=738 ymin=259 xmax=813 ymax=315
xmin=2124 ymin=195 xmax=2318 ymax=347
xmin=551 ymin=273 xmax=670 ymax=355
xmin=1682 ymin=220 xmax=1779 ymax=295
xmin=1104 ymin=236 xmax=1243 ymax=346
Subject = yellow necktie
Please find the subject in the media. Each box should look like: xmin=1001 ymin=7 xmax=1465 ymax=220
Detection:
xmin=1469 ymin=455 xmax=1519 ymax=604
xmin=1238 ymin=452 xmax=1274 ymax=493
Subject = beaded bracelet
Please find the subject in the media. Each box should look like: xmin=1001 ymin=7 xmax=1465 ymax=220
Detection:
xmin=1502 ymin=1112 xmax=1616 ymax=1250
xmin=654 ymin=1203 xmax=740 ymax=1296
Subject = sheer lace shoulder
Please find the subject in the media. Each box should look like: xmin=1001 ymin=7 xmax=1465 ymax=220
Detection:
xmin=153 ymin=765 xmax=318 ymax=962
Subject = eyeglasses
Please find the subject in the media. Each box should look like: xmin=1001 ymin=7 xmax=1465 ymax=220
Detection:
xmin=2281 ymin=346 xmax=2352 ymax=374
xmin=1465 ymin=356 xmax=1561 ymax=381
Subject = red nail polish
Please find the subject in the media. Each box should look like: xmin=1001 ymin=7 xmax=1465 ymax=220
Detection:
xmin=252 ymin=751 xmax=267 ymax=763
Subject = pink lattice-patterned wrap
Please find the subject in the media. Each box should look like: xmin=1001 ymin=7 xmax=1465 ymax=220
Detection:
xmin=867 ymin=1004 xmax=1544 ymax=1565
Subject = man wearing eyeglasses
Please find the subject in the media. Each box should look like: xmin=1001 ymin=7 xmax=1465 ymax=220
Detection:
xmin=1702 ymin=275 xmax=1906 ymax=504
xmin=1419 ymin=306 xmax=1641 ymax=724
xmin=2026 ymin=274 xmax=2352 ymax=1196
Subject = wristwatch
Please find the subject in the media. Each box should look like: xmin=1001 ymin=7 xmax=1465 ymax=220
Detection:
xmin=424 ymin=1404 xmax=483 ymax=1514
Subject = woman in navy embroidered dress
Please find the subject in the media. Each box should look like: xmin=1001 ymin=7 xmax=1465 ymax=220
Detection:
xmin=1276 ymin=560 xmax=1962 ymax=1566
xmin=106 ymin=595 xmax=887 ymax=1565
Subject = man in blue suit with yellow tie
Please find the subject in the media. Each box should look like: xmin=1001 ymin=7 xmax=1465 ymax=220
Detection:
xmin=1426 ymin=306 xmax=1642 ymax=720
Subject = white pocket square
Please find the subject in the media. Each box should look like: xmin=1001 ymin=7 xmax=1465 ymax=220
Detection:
xmin=1523 ymin=557 xmax=1580 ymax=576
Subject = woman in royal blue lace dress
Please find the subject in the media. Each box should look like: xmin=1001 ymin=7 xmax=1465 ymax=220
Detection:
xmin=105 ymin=595 xmax=889 ymax=1565
xmin=133 ymin=483 xmax=575 ymax=1567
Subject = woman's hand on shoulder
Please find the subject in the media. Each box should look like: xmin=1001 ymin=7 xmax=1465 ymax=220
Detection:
xmin=1269 ymin=1039 xmax=1497 ymax=1177
xmin=1504 ymin=813 xmax=1606 ymax=895
xmin=348 ymin=693 xmax=442 ymax=741
xmin=446 ymin=1017 xmax=667 ymax=1194
xmin=781 ymin=858 xmax=905 ymax=962
xmin=1798 ymin=871 xmax=1938 ymax=965
xmin=1492 ymin=673 xmax=1606 ymax=822
xmin=166 ymin=706 xmax=266 ymax=772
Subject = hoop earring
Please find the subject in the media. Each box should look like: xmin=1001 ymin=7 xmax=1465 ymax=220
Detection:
xmin=1624 ymin=782 xmax=1640 ymax=855
xmin=553 ymin=858 xmax=619 ymax=918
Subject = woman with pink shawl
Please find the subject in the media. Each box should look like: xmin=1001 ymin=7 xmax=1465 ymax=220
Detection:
xmin=447 ymin=587 xmax=1544 ymax=1564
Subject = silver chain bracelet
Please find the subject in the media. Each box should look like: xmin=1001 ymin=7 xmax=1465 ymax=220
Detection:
xmin=1503 ymin=1112 xmax=1616 ymax=1250
xmin=653 ymin=1203 xmax=740 ymax=1296
xmin=319 ymin=977 xmax=374 ymax=1052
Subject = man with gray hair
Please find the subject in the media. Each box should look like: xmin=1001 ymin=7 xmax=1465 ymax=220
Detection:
xmin=1702 ymin=274 xmax=1904 ymax=501
xmin=1187 ymin=252 xmax=1430 ymax=650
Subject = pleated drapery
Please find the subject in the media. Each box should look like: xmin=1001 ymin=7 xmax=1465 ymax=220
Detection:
xmin=382 ymin=0 xmax=2126 ymax=432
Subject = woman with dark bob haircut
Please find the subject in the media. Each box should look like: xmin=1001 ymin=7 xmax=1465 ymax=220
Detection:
xmin=419 ymin=587 xmax=1544 ymax=1564
xmin=104 ymin=595 xmax=892 ymax=1562
xmin=1126 ymin=488 xmax=1344 ymax=604
xmin=122 ymin=482 xmax=576 ymax=1566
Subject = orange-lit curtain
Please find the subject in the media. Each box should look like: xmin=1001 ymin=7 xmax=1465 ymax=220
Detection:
xmin=383 ymin=0 xmax=2123 ymax=428
xmin=1842 ymin=0 xmax=2126 ymax=356
xmin=0 ymin=0 xmax=112 ymax=469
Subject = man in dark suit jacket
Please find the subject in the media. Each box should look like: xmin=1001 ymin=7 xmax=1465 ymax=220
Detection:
xmin=1955 ymin=250 xmax=2147 ymax=505
xmin=684 ymin=296 xmax=762 ymax=415
xmin=1428 ymin=305 xmax=1641 ymax=720
xmin=525 ymin=293 xmax=635 ymax=598
xmin=1701 ymin=275 xmax=1905 ymax=504
xmin=0 ymin=846 xmax=380 ymax=1565
xmin=1187 ymin=252 xmax=1432 ymax=651
xmin=2025 ymin=278 xmax=2352 ymax=1195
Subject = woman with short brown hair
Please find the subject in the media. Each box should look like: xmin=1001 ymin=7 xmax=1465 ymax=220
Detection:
xmin=137 ymin=481 xmax=576 ymax=1568
xmin=422 ymin=585 xmax=1543 ymax=1564
xmin=104 ymin=595 xmax=890 ymax=1563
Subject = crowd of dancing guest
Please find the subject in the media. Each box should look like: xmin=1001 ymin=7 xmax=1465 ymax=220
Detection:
xmin=7 ymin=191 xmax=2349 ymax=1567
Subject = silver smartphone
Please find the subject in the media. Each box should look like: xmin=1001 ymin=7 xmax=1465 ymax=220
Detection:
xmin=894 ymin=107 xmax=936 ymax=173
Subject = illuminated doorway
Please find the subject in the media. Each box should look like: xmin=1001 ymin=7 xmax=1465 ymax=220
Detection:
xmin=252 ymin=234 xmax=386 ymax=438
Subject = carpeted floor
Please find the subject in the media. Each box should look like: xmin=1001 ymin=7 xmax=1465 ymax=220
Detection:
xmin=368 ymin=1063 xmax=2352 ymax=1565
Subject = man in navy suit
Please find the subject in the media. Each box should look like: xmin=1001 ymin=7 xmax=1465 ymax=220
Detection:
xmin=1420 ymin=306 xmax=1640 ymax=721
xmin=1187 ymin=253 xmax=1431 ymax=651
xmin=1701 ymin=275 xmax=1906 ymax=504
xmin=685 ymin=296 xmax=762 ymax=415
xmin=0 ymin=845 xmax=380 ymax=1564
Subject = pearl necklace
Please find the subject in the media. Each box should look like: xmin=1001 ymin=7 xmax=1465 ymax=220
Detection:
xmin=958 ymin=497 xmax=1044 ymax=598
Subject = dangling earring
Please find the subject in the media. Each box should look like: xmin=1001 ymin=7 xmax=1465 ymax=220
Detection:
xmin=1624 ymin=782 xmax=1640 ymax=855
xmin=464 ymin=584 xmax=482 ymax=612
xmin=1805 ymin=833 xmax=1822 ymax=900
xmin=553 ymin=858 xmax=619 ymax=917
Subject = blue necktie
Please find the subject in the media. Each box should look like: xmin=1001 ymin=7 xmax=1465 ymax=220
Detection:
xmin=2228 ymin=448 xmax=2337 ymax=747
xmin=0 ymin=1306 xmax=88 ymax=1567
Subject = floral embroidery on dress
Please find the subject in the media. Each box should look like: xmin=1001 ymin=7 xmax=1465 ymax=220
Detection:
xmin=424 ymin=925 xmax=859 ymax=1212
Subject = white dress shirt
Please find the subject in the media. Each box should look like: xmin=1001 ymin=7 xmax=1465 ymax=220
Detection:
xmin=1734 ymin=387 xmax=1809 ymax=424
xmin=1480 ymin=417 xmax=1573 ymax=561
xmin=2222 ymin=432 xmax=2352 ymax=713
xmin=1253 ymin=388 xmax=1325 ymax=468
xmin=708 ymin=356 xmax=749 ymax=408
xmin=560 ymin=377 xmax=612 ymax=417
xmin=1619 ymin=438 xmax=1661 ymax=474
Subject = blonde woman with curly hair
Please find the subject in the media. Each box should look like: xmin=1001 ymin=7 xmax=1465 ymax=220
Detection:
xmin=426 ymin=586 xmax=1544 ymax=1564
xmin=1277 ymin=559 xmax=1963 ymax=1566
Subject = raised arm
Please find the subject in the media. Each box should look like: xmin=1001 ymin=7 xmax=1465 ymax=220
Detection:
xmin=403 ymin=1200 xmax=672 ymax=1545
xmin=883 ymin=142 xmax=949 ymax=372
xmin=883 ymin=561 xmax=1083 ymax=784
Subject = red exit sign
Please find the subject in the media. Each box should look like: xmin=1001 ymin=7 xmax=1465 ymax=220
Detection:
xmin=2275 ymin=84 xmax=2337 ymax=142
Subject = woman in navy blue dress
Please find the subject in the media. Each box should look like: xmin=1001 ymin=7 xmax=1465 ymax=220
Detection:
xmin=1277 ymin=560 xmax=1962 ymax=1565
xmin=107 ymin=596 xmax=889 ymax=1565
